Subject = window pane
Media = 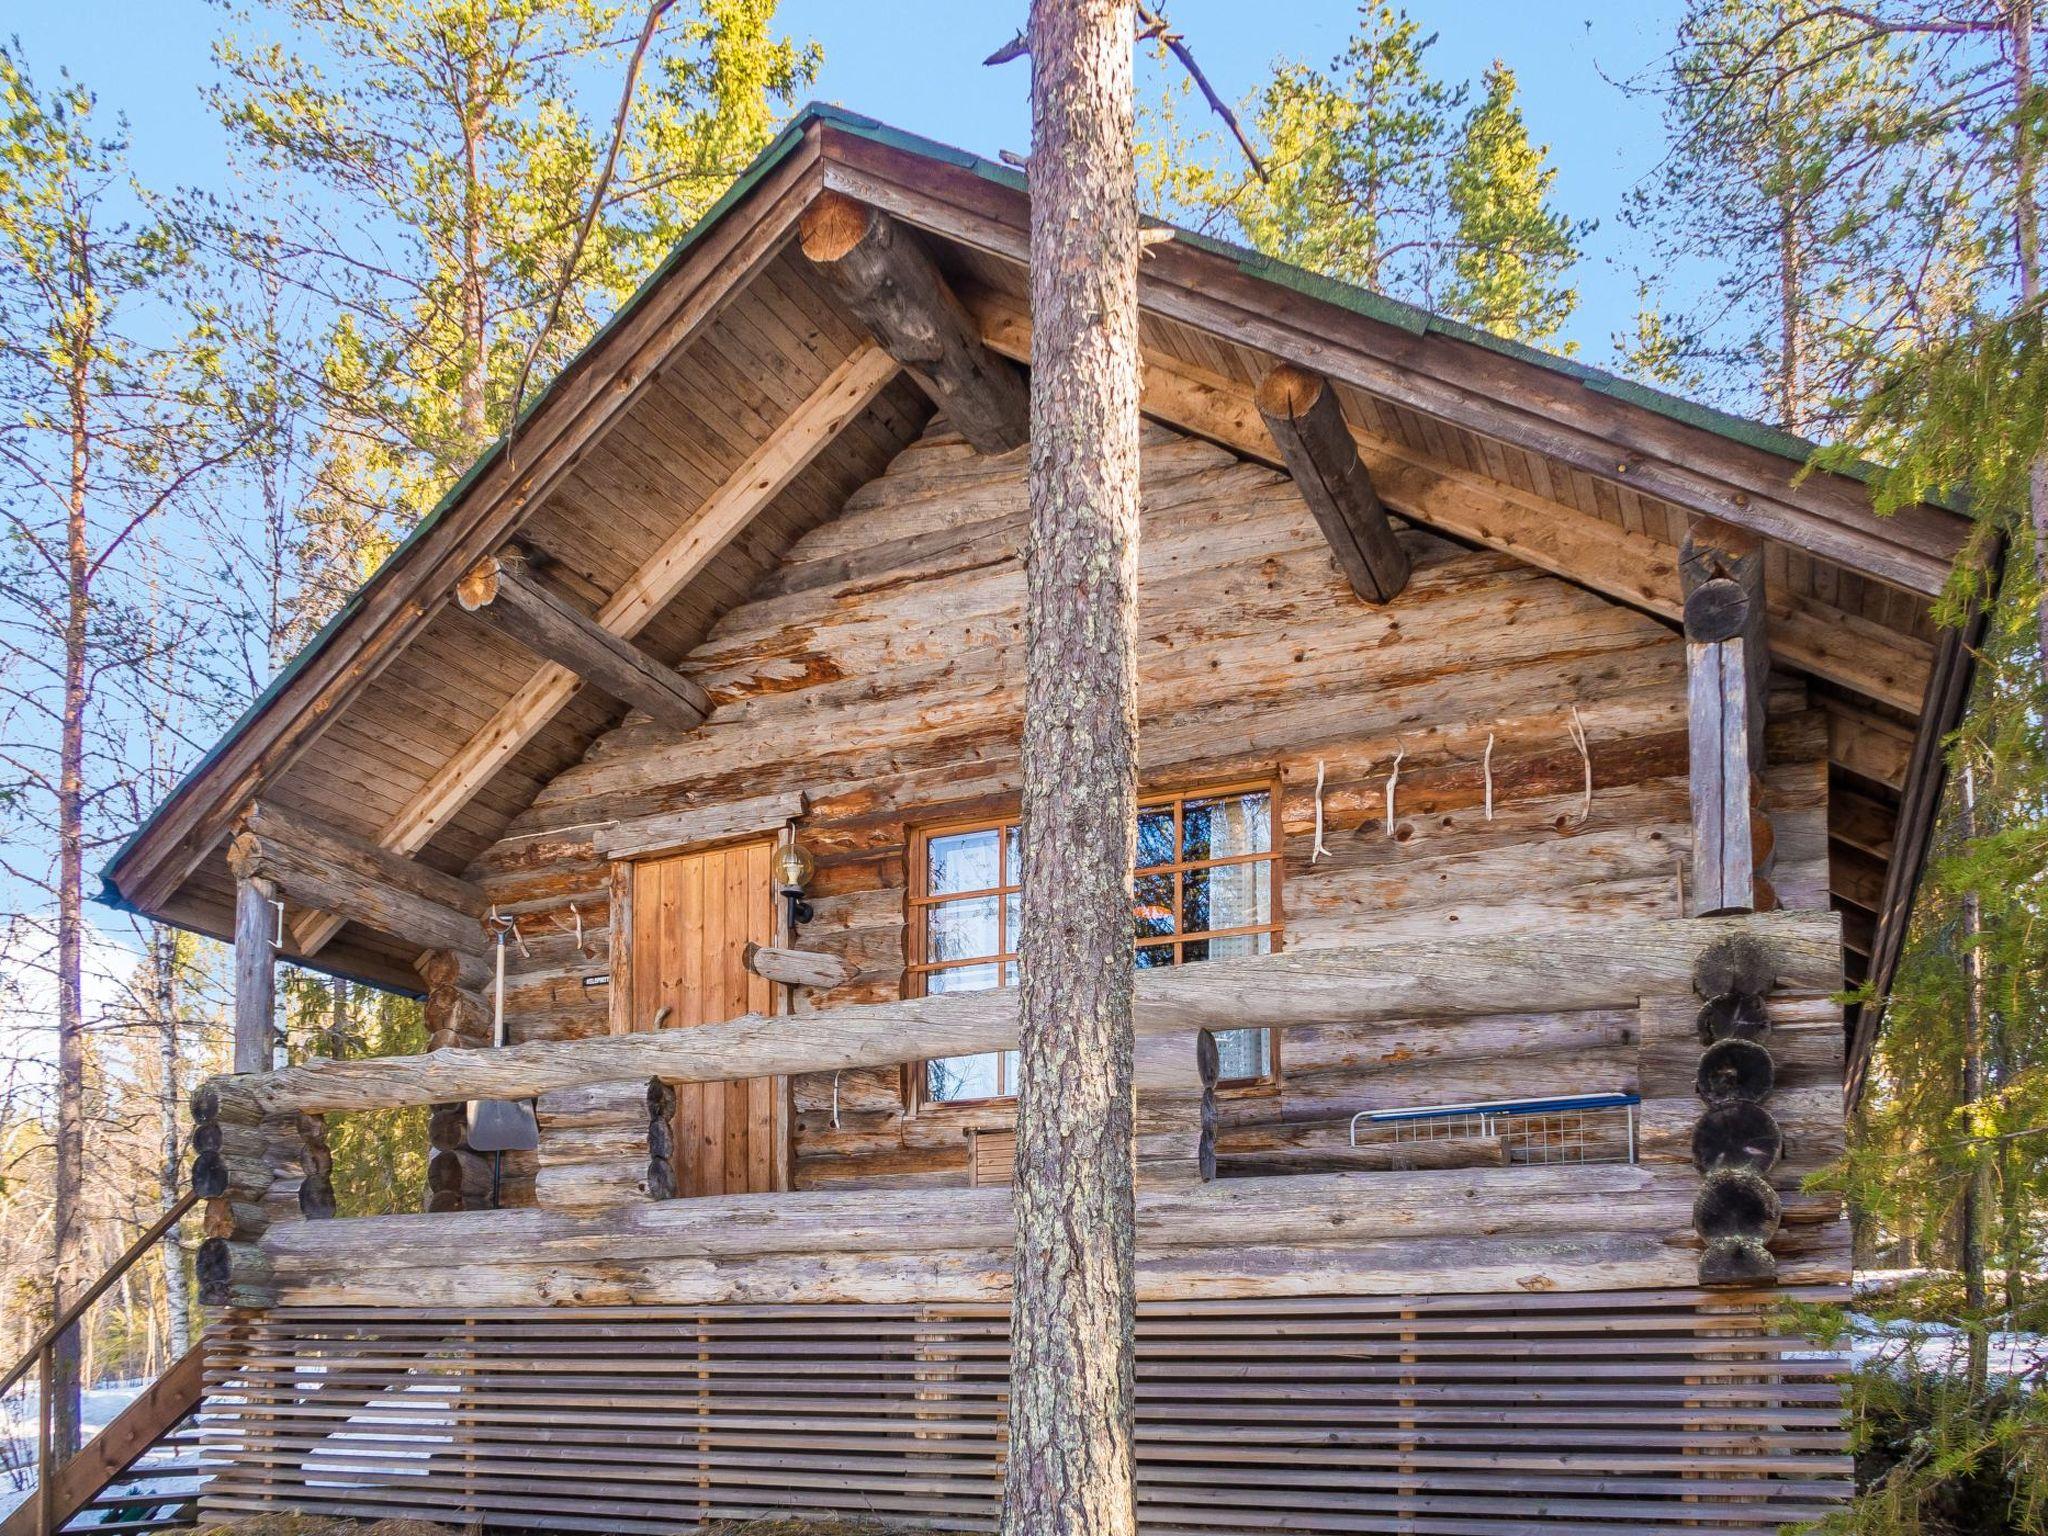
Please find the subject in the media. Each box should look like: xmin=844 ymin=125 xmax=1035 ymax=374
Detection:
xmin=928 ymin=828 xmax=1000 ymax=896
xmin=927 ymin=1052 xmax=1001 ymax=1102
xmin=1198 ymin=931 xmax=1274 ymax=963
xmin=1136 ymin=806 xmax=1175 ymax=870
xmin=928 ymin=896 xmax=999 ymax=963
xmin=1001 ymin=1050 xmax=1020 ymax=1091
xmin=1005 ymin=891 xmax=1021 ymax=951
xmin=1005 ymin=824 xmax=1021 ymax=884
xmin=1213 ymin=1028 xmax=1270 ymax=1080
xmin=1183 ymin=860 xmax=1271 ymax=935
xmin=1134 ymin=940 xmax=1175 ymax=969
xmin=1132 ymin=871 xmax=1176 ymax=942
xmin=927 ymin=961 xmax=1002 ymax=994
xmin=1184 ymin=791 xmax=1271 ymax=861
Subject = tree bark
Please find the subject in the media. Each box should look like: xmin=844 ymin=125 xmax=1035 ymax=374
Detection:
xmin=1959 ymin=760 xmax=1990 ymax=1393
xmin=51 ymin=300 xmax=92 ymax=1459
xmin=1005 ymin=6 xmax=1141 ymax=1536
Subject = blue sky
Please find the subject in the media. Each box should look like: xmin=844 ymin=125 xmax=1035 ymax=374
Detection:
xmin=11 ymin=0 xmax=1690 ymax=360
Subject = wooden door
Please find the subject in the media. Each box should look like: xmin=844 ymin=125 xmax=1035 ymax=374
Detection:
xmin=628 ymin=838 xmax=783 ymax=1196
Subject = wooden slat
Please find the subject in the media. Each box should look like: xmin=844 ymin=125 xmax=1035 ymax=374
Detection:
xmin=198 ymin=1291 xmax=1849 ymax=1534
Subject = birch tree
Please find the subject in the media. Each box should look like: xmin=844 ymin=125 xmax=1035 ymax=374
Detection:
xmin=1006 ymin=2 xmax=1142 ymax=1533
xmin=0 ymin=47 xmax=234 ymax=1451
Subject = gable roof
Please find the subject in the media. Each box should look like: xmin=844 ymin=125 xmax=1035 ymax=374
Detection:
xmin=102 ymin=103 xmax=1975 ymax=1033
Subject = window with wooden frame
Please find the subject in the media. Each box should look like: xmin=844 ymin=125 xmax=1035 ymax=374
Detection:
xmin=907 ymin=783 xmax=1281 ymax=1105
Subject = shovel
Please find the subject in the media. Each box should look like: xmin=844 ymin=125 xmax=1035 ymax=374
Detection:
xmin=466 ymin=919 xmax=539 ymax=1207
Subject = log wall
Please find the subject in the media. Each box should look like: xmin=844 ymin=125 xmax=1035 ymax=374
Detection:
xmin=467 ymin=419 xmax=1838 ymax=1244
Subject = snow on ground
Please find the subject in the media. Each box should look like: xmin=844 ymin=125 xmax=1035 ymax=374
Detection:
xmin=1 ymin=1381 xmax=201 ymax=1527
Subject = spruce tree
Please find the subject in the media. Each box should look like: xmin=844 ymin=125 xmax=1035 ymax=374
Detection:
xmin=1441 ymin=62 xmax=1583 ymax=349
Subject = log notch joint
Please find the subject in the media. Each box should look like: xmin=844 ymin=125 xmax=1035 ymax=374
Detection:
xmin=799 ymin=191 xmax=1028 ymax=456
xmin=419 ymin=949 xmax=493 ymax=1214
xmin=1255 ymin=364 xmax=1410 ymax=604
xmin=1689 ymin=934 xmax=1782 ymax=1286
xmin=1682 ymin=518 xmax=1774 ymax=914
xmin=457 ymin=547 xmax=711 ymax=729
xmin=190 ymin=1081 xmax=282 ymax=1307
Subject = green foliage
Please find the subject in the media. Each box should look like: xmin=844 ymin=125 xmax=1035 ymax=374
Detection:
xmin=1142 ymin=5 xmax=1463 ymax=297
xmin=282 ymin=972 xmax=427 ymax=1217
xmin=1440 ymin=63 xmax=1583 ymax=348
xmin=1138 ymin=6 xmax=1584 ymax=345
xmin=209 ymin=0 xmax=818 ymax=561
xmin=1630 ymin=0 xmax=1987 ymax=433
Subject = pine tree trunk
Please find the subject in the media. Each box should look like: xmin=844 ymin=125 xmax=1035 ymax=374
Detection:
xmin=51 ymin=333 xmax=92 ymax=1459
xmin=1004 ymin=4 xmax=1141 ymax=1534
xmin=1959 ymin=761 xmax=1990 ymax=1393
xmin=155 ymin=927 xmax=192 ymax=1360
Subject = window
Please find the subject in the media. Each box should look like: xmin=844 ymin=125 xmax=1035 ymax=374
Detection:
xmin=909 ymin=785 xmax=1280 ymax=1104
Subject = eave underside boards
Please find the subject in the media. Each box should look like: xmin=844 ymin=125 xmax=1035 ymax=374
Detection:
xmin=161 ymin=247 xmax=931 ymax=973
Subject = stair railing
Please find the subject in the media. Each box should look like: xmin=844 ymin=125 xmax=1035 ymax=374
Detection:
xmin=1 ymin=1188 xmax=200 ymax=1536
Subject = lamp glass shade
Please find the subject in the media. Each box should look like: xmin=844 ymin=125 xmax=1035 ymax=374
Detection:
xmin=773 ymin=841 xmax=815 ymax=890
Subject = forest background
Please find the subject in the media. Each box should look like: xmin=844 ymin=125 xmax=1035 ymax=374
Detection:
xmin=1 ymin=3 xmax=2043 ymax=1530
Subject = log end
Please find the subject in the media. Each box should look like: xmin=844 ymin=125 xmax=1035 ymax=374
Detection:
xmin=1254 ymin=362 xmax=1327 ymax=421
xmin=799 ymin=190 xmax=880 ymax=265
xmin=1698 ymin=1234 xmax=1777 ymax=1287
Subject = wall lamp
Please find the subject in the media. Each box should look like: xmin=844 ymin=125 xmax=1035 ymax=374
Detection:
xmin=774 ymin=840 xmax=816 ymax=931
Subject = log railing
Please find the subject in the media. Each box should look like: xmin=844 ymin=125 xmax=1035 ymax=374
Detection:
xmin=191 ymin=911 xmax=1844 ymax=1307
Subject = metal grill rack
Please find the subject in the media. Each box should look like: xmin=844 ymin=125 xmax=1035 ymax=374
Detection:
xmin=1351 ymin=1092 xmax=1640 ymax=1166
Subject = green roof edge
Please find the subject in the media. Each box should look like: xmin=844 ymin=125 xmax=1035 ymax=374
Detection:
xmin=100 ymin=99 xmax=1957 ymax=915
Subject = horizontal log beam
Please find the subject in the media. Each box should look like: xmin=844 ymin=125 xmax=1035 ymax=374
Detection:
xmin=1256 ymin=364 xmax=1409 ymax=602
xmin=457 ymin=548 xmax=711 ymax=729
xmin=207 ymin=911 xmax=1840 ymax=1118
xmin=800 ymin=192 xmax=1027 ymax=455
xmin=257 ymin=1161 xmax=1846 ymax=1308
xmin=228 ymin=811 xmax=486 ymax=959
xmin=744 ymin=942 xmax=851 ymax=989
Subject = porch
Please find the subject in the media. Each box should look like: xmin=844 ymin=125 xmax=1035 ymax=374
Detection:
xmin=171 ymin=911 xmax=1850 ymax=1535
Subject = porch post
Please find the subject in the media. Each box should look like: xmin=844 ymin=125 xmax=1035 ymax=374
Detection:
xmin=232 ymin=873 xmax=277 ymax=1075
xmin=1682 ymin=518 xmax=1772 ymax=916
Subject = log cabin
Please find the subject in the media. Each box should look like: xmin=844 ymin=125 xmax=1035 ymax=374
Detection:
xmin=73 ymin=105 xmax=1986 ymax=1535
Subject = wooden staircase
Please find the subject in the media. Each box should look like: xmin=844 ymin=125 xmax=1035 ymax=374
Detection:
xmin=2 ymin=1193 xmax=207 ymax=1536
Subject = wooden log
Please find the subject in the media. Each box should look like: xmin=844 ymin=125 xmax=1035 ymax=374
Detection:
xmin=1692 ymin=1101 xmax=1783 ymax=1176
xmin=743 ymin=942 xmax=851 ymax=990
xmin=1692 ymin=934 xmax=1776 ymax=998
xmin=205 ymin=912 xmax=1845 ymax=1117
xmin=296 ymin=1113 xmax=336 ymax=1219
xmin=1700 ymin=1234 xmax=1778 ymax=1287
xmin=232 ymin=874 xmax=277 ymax=1076
xmin=1216 ymin=1138 xmax=1510 ymax=1177
xmin=1695 ymin=991 xmax=1771 ymax=1044
xmin=244 ymin=801 xmax=486 ymax=957
xmin=427 ymin=1147 xmax=492 ymax=1203
xmin=1696 ymin=1038 xmax=1775 ymax=1104
xmin=1683 ymin=520 xmax=1771 ymax=916
xmin=799 ymin=191 xmax=1027 ymax=455
xmin=1196 ymin=1030 xmax=1219 ymax=1182
xmin=417 ymin=947 xmax=494 ymax=993
xmin=1255 ymin=364 xmax=1410 ymax=603
xmin=457 ymin=548 xmax=710 ymax=729
xmin=1694 ymin=1165 xmax=1782 ymax=1241
xmin=196 ymin=1237 xmax=274 ymax=1308
xmin=229 ymin=823 xmax=484 ymax=958
xmin=646 ymin=1078 xmax=677 ymax=1202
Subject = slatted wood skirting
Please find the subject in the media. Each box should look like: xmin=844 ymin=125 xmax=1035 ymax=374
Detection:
xmin=197 ymin=1290 xmax=1848 ymax=1534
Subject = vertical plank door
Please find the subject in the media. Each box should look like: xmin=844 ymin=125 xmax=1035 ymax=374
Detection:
xmin=629 ymin=838 xmax=782 ymax=1196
